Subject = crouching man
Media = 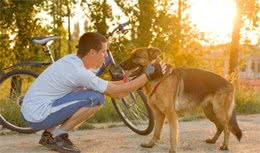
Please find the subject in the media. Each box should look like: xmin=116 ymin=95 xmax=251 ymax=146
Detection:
xmin=21 ymin=32 xmax=165 ymax=153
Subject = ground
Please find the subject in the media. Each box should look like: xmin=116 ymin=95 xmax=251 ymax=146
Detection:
xmin=0 ymin=114 xmax=260 ymax=153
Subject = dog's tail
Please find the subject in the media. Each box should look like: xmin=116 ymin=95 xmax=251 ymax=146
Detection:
xmin=229 ymin=110 xmax=242 ymax=141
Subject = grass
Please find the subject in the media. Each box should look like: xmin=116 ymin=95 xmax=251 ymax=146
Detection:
xmin=179 ymin=109 xmax=205 ymax=122
xmin=1 ymin=86 xmax=260 ymax=131
xmin=179 ymin=86 xmax=260 ymax=121
xmin=235 ymin=86 xmax=260 ymax=114
xmin=178 ymin=86 xmax=260 ymax=121
xmin=0 ymin=99 xmax=29 ymax=127
xmin=87 ymin=97 xmax=121 ymax=123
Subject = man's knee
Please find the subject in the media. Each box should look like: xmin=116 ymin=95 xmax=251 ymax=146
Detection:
xmin=78 ymin=90 xmax=104 ymax=106
xmin=95 ymin=92 xmax=105 ymax=105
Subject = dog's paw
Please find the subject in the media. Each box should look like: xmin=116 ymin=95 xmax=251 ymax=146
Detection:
xmin=205 ymin=139 xmax=216 ymax=144
xmin=140 ymin=141 xmax=155 ymax=148
xmin=219 ymin=144 xmax=229 ymax=150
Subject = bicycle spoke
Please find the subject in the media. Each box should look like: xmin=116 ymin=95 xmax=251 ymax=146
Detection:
xmin=120 ymin=93 xmax=149 ymax=128
xmin=0 ymin=72 xmax=36 ymax=129
xmin=113 ymin=89 xmax=153 ymax=135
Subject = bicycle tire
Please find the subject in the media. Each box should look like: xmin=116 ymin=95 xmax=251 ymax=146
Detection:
xmin=0 ymin=70 xmax=39 ymax=134
xmin=112 ymin=89 xmax=154 ymax=135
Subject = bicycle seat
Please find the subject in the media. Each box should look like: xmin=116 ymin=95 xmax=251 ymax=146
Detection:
xmin=32 ymin=36 xmax=60 ymax=45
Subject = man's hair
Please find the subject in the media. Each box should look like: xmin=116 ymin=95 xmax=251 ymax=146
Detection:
xmin=77 ymin=32 xmax=107 ymax=58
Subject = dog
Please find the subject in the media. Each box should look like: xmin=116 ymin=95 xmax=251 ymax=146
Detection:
xmin=119 ymin=47 xmax=242 ymax=153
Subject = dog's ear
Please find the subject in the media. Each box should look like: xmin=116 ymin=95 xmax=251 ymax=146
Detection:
xmin=148 ymin=47 xmax=161 ymax=61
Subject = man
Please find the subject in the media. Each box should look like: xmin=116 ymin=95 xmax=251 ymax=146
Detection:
xmin=21 ymin=32 xmax=165 ymax=153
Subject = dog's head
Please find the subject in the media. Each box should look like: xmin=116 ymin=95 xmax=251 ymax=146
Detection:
xmin=119 ymin=47 xmax=162 ymax=76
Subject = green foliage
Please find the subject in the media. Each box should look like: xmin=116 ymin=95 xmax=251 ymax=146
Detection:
xmin=0 ymin=99 xmax=29 ymax=127
xmin=1 ymin=0 xmax=259 ymax=70
xmin=177 ymin=86 xmax=260 ymax=121
xmin=83 ymin=0 xmax=113 ymax=35
xmin=0 ymin=34 xmax=15 ymax=69
xmin=88 ymin=98 xmax=121 ymax=123
xmin=228 ymin=0 xmax=259 ymax=78
xmin=0 ymin=0 xmax=48 ymax=68
xmin=235 ymin=86 xmax=260 ymax=114
xmin=135 ymin=0 xmax=155 ymax=47
xmin=239 ymin=0 xmax=259 ymax=26
xmin=113 ymin=0 xmax=204 ymax=67
xmin=42 ymin=0 xmax=77 ymax=59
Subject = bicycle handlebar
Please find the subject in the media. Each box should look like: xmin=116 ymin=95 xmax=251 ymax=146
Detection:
xmin=106 ymin=21 xmax=130 ymax=38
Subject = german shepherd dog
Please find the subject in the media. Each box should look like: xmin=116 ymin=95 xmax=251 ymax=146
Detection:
xmin=119 ymin=47 xmax=242 ymax=153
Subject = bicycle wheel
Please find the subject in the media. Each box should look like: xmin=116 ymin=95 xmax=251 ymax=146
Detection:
xmin=112 ymin=89 xmax=154 ymax=135
xmin=0 ymin=70 xmax=38 ymax=133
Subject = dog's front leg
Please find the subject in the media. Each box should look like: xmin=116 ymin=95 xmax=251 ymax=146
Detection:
xmin=167 ymin=109 xmax=178 ymax=153
xmin=141 ymin=103 xmax=165 ymax=148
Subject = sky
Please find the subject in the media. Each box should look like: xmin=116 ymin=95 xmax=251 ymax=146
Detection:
xmin=189 ymin=0 xmax=259 ymax=45
xmin=38 ymin=0 xmax=260 ymax=45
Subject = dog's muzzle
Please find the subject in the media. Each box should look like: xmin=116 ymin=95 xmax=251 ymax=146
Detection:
xmin=119 ymin=58 xmax=144 ymax=77
xmin=119 ymin=57 xmax=140 ymax=70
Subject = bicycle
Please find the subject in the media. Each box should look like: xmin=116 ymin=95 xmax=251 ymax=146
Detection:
xmin=0 ymin=22 xmax=154 ymax=135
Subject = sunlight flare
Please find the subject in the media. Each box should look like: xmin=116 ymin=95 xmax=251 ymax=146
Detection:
xmin=190 ymin=0 xmax=236 ymax=36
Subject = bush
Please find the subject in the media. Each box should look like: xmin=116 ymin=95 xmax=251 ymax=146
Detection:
xmin=235 ymin=86 xmax=260 ymax=114
xmin=2 ymin=87 xmax=260 ymax=132
xmin=88 ymin=97 xmax=121 ymax=123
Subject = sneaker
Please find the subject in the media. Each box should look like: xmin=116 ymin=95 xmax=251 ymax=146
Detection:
xmin=54 ymin=133 xmax=81 ymax=153
xmin=39 ymin=130 xmax=56 ymax=149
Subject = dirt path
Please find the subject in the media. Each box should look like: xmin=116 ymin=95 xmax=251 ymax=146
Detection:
xmin=0 ymin=114 xmax=260 ymax=153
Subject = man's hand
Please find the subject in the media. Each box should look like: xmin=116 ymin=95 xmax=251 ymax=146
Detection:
xmin=144 ymin=62 xmax=166 ymax=80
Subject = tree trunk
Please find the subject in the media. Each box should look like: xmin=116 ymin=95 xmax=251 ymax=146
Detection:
xmin=58 ymin=0 xmax=62 ymax=59
xmin=177 ymin=0 xmax=182 ymax=52
xmin=136 ymin=0 xmax=155 ymax=47
xmin=67 ymin=5 xmax=72 ymax=54
xmin=229 ymin=0 xmax=242 ymax=83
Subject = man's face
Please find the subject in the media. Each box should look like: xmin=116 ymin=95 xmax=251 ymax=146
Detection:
xmin=93 ymin=42 xmax=108 ymax=68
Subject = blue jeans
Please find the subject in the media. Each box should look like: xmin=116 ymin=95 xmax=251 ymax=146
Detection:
xmin=25 ymin=90 xmax=104 ymax=130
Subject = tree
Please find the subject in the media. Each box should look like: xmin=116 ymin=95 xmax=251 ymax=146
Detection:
xmin=72 ymin=22 xmax=80 ymax=42
xmin=65 ymin=0 xmax=76 ymax=54
xmin=43 ymin=0 xmax=77 ymax=59
xmin=229 ymin=0 xmax=259 ymax=81
xmin=82 ymin=0 xmax=113 ymax=35
xmin=0 ymin=0 xmax=46 ymax=69
xmin=115 ymin=0 xmax=203 ymax=67
xmin=135 ymin=0 xmax=155 ymax=47
xmin=114 ymin=0 xmax=155 ymax=48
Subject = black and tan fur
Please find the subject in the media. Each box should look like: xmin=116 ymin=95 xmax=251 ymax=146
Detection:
xmin=120 ymin=47 xmax=242 ymax=153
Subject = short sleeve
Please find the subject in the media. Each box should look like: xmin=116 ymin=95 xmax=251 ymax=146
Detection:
xmin=76 ymin=66 xmax=108 ymax=93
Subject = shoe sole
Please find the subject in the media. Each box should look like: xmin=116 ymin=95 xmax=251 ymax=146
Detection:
xmin=40 ymin=143 xmax=80 ymax=153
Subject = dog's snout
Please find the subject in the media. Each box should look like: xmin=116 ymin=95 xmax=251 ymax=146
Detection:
xmin=119 ymin=58 xmax=139 ymax=70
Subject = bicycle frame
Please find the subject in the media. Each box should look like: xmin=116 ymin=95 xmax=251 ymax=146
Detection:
xmin=2 ymin=49 xmax=119 ymax=84
xmin=96 ymin=51 xmax=117 ymax=76
xmin=2 ymin=44 xmax=54 ymax=72
xmin=2 ymin=61 xmax=52 ymax=71
xmin=0 ymin=21 xmax=154 ymax=135
xmin=2 ymin=21 xmax=130 ymax=76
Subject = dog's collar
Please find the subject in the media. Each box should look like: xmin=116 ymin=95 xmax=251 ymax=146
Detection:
xmin=149 ymin=64 xmax=173 ymax=97
xmin=149 ymin=80 xmax=163 ymax=97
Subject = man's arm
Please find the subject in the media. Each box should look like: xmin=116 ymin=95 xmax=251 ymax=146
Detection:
xmin=104 ymin=62 xmax=166 ymax=99
xmin=104 ymin=74 xmax=148 ymax=99
xmin=110 ymin=80 xmax=124 ymax=85
xmin=110 ymin=75 xmax=132 ymax=85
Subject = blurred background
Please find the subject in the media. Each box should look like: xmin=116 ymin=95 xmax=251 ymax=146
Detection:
xmin=1 ymin=0 xmax=259 ymax=77
xmin=0 ymin=0 xmax=260 ymax=118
